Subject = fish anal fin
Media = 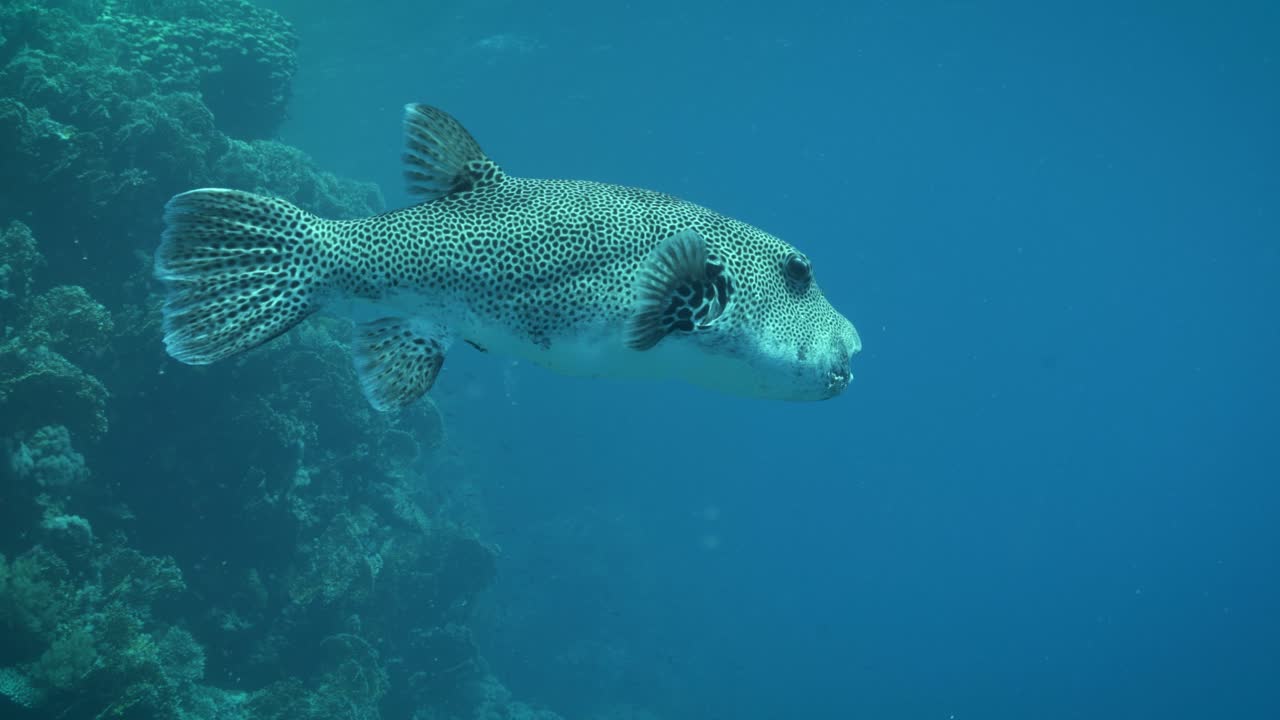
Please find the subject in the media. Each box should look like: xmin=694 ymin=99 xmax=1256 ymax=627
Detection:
xmin=403 ymin=104 xmax=505 ymax=200
xmin=353 ymin=317 xmax=449 ymax=411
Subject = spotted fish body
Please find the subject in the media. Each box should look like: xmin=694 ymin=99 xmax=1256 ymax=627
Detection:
xmin=156 ymin=105 xmax=861 ymax=409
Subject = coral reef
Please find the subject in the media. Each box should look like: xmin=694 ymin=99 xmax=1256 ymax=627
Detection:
xmin=0 ymin=0 xmax=380 ymax=304
xmin=0 ymin=220 xmax=42 ymax=302
xmin=0 ymin=221 xmax=109 ymax=442
xmin=0 ymin=2 xmax=572 ymax=720
xmin=0 ymin=196 xmax=541 ymax=720
xmin=9 ymin=425 xmax=90 ymax=489
xmin=0 ymin=542 xmax=190 ymax=715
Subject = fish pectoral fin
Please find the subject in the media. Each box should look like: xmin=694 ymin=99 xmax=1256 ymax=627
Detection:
xmin=626 ymin=228 xmax=735 ymax=351
xmin=352 ymin=317 xmax=449 ymax=411
xmin=402 ymin=104 xmax=506 ymax=201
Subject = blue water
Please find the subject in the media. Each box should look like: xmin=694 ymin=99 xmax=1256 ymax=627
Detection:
xmin=269 ymin=1 xmax=1279 ymax=718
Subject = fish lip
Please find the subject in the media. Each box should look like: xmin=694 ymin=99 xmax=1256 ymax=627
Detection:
xmin=822 ymin=365 xmax=851 ymax=399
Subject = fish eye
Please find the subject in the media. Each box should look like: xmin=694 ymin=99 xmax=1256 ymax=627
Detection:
xmin=783 ymin=252 xmax=812 ymax=285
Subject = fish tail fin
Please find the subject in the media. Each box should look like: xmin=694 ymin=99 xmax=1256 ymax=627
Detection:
xmin=155 ymin=188 xmax=330 ymax=365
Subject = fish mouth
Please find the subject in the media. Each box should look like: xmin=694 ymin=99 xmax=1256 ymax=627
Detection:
xmin=822 ymin=364 xmax=851 ymax=399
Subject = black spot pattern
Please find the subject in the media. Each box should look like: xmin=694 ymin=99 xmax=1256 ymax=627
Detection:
xmin=353 ymin=318 xmax=446 ymax=410
xmin=404 ymin=105 xmax=498 ymax=198
xmin=156 ymin=189 xmax=332 ymax=364
xmin=155 ymin=105 xmax=859 ymax=404
xmin=660 ymin=260 xmax=733 ymax=333
xmin=325 ymin=175 xmax=848 ymax=363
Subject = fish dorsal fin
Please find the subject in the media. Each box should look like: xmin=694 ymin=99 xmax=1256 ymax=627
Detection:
xmin=403 ymin=104 xmax=505 ymax=200
xmin=352 ymin=316 xmax=450 ymax=411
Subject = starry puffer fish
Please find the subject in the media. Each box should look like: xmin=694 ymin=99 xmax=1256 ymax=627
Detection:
xmin=155 ymin=105 xmax=861 ymax=409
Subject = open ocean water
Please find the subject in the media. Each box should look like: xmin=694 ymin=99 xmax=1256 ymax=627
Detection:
xmin=0 ymin=1 xmax=1276 ymax=719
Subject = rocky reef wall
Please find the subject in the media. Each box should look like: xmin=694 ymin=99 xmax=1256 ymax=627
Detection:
xmin=0 ymin=2 xmax=560 ymax=719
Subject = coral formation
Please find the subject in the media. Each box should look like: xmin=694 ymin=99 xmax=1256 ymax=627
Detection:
xmin=9 ymin=425 xmax=90 ymax=488
xmin=0 ymin=218 xmax=532 ymax=718
xmin=0 ymin=542 xmax=200 ymax=716
xmin=0 ymin=220 xmax=42 ymax=302
xmin=0 ymin=0 xmax=379 ymax=304
xmin=0 ymin=222 xmax=110 ymax=441
xmin=0 ymin=1 xmax=573 ymax=719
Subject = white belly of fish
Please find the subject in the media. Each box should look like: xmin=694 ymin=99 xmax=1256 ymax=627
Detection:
xmin=330 ymin=288 xmax=748 ymax=390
